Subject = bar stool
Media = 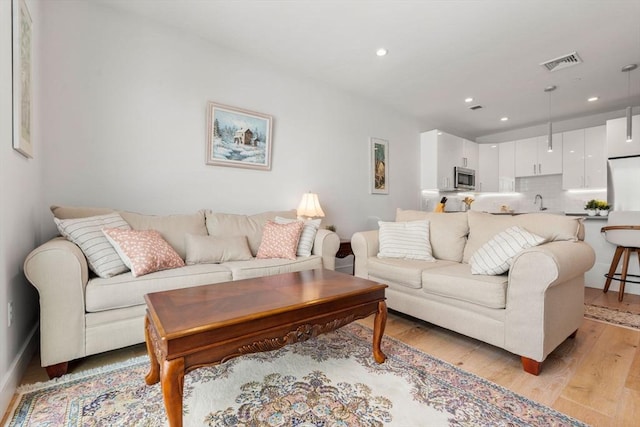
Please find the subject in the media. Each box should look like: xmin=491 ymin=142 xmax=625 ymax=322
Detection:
xmin=601 ymin=211 xmax=640 ymax=302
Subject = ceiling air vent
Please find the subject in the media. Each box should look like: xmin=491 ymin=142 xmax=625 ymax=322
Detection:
xmin=540 ymin=52 xmax=582 ymax=72
xmin=469 ymin=105 xmax=483 ymax=110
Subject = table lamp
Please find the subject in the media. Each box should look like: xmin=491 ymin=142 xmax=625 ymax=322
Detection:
xmin=297 ymin=192 xmax=325 ymax=219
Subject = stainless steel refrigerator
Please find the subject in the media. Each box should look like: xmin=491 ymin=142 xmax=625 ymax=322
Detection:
xmin=607 ymin=155 xmax=640 ymax=211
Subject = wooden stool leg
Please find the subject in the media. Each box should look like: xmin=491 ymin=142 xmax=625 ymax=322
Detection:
xmin=618 ymin=248 xmax=632 ymax=302
xmin=604 ymin=246 xmax=624 ymax=293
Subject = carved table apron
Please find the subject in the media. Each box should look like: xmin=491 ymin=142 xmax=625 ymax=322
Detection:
xmin=143 ymin=269 xmax=387 ymax=427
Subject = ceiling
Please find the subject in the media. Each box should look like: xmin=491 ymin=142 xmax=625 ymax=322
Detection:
xmin=99 ymin=0 xmax=640 ymax=140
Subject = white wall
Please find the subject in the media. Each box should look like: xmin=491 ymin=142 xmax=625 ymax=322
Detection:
xmin=39 ymin=1 xmax=421 ymax=242
xmin=0 ymin=0 xmax=42 ymax=415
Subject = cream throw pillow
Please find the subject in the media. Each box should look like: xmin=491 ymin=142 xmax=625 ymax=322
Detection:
xmin=54 ymin=213 xmax=131 ymax=278
xmin=470 ymin=226 xmax=546 ymax=275
xmin=274 ymin=216 xmax=321 ymax=257
xmin=185 ymin=234 xmax=253 ymax=264
xmin=377 ymin=220 xmax=435 ymax=261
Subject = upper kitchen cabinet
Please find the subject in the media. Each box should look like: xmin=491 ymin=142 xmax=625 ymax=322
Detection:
xmin=462 ymin=139 xmax=479 ymax=170
xmin=562 ymin=125 xmax=606 ymax=189
xmin=478 ymin=144 xmax=499 ymax=192
xmin=514 ymin=134 xmax=563 ymax=177
xmin=420 ymin=130 xmax=476 ymax=190
xmin=607 ymin=114 xmax=640 ymax=158
xmin=498 ymin=141 xmax=516 ymax=192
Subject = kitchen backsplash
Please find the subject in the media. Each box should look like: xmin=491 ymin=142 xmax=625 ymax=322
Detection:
xmin=421 ymin=174 xmax=607 ymax=214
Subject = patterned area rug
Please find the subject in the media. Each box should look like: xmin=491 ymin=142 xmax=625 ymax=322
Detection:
xmin=5 ymin=323 xmax=586 ymax=427
xmin=584 ymin=303 xmax=640 ymax=330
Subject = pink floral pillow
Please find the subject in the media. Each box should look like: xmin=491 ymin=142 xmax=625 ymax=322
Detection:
xmin=256 ymin=220 xmax=304 ymax=260
xmin=102 ymin=228 xmax=185 ymax=277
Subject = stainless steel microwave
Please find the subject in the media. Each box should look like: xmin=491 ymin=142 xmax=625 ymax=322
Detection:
xmin=454 ymin=166 xmax=475 ymax=190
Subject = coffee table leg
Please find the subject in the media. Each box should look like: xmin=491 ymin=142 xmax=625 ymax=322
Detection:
xmin=161 ymin=358 xmax=185 ymax=427
xmin=144 ymin=315 xmax=160 ymax=385
xmin=373 ymin=300 xmax=387 ymax=363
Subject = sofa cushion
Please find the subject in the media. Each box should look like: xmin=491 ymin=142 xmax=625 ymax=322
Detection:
xmin=463 ymin=211 xmax=583 ymax=263
xmin=421 ymin=263 xmax=508 ymax=309
xmin=367 ymin=257 xmax=457 ymax=289
xmin=205 ymin=210 xmax=297 ymax=256
xmin=395 ymin=209 xmax=468 ymax=262
xmin=50 ymin=205 xmax=115 ymax=219
xmin=185 ymin=234 xmax=253 ymax=264
xmin=275 ymin=217 xmax=321 ymax=257
xmin=222 ymin=256 xmax=323 ymax=280
xmin=257 ymin=221 xmax=304 ymax=260
xmin=470 ymin=226 xmax=546 ymax=275
xmin=54 ymin=213 xmax=131 ymax=278
xmin=377 ymin=220 xmax=434 ymax=261
xmin=103 ymin=228 xmax=185 ymax=277
xmin=119 ymin=210 xmax=207 ymax=260
xmin=85 ymin=264 xmax=233 ymax=312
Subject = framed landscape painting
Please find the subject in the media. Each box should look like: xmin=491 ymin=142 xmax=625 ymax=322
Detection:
xmin=12 ymin=0 xmax=33 ymax=158
xmin=370 ymin=137 xmax=389 ymax=194
xmin=206 ymin=102 xmax=273 ymax=170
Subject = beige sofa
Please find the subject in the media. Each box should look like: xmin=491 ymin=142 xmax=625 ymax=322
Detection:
xmin=24 ymin=206 xmax=340 ymax=378
xmin=352 ymin=209 xmax=595 ymax=375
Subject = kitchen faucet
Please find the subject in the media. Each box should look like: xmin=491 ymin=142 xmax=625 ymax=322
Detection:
xmin=534 ymin=194 xmax=547 ymax=211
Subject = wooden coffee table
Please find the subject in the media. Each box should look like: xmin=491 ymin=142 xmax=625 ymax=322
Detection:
xmin=144 ymin=268 xmax=388 ymax=427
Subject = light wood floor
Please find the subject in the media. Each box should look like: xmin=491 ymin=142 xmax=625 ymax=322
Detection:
xmin=3 ymin=287 xmax=640 ymax=426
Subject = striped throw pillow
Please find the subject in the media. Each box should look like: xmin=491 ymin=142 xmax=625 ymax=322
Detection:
xmin=470 ymin=226 xmax=546 ymax=275
xmin=54 ymin=213 xmax=131 ymax=278
xmin=377 ymin=220 xmax=434 ymax=261
xmin=275 ymin=216 xmax=321 ymax=257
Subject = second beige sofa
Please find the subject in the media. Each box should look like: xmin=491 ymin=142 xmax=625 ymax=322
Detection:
xmin=352 ymin=209 xmax=595 ymax=375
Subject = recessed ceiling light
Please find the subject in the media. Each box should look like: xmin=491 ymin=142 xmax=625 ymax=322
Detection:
xmin=464 ymin=97 xmax=474 ymax=103
xmin=376 ymin=48 xmax=388 ymax=57
xmin=587 ymin=96 xmax=599 ymax=102
xmin=500 ymin=117 xmax=509 ymax=121
xmin=491 ymin=145 xmax=497 ymax=148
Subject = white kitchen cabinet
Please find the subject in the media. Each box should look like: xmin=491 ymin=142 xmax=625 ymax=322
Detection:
xmin=462 ymin=139 xmax=479 ymax=170
xmin=421 ymin=129 xmax=476 ymax=190
xmin=478 ymin=144 xmax=499 ymax=192
xmin=606 ymin=114 xmax=640 ymax=158
xmin=498 ymin=141 xmax=516 ymax=192
xmin=585 ymin=126 xmax=607 ymax=188
xmin=515 ymin=134 xmax=563 ymax=177
xmin=562 ymin=126 xmax=606 ymax=189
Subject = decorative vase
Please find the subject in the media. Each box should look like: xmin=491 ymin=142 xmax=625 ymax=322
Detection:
xmin=586 ymin=209 xmax=597 ymax=216
xmin=598 ymin=209 xmax=609 ymax=217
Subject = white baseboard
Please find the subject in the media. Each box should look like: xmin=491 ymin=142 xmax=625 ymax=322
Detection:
xmin=0 ymin=323 xmax=39 ymax=420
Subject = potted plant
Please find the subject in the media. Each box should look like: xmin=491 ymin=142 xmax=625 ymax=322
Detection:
xmin=596 ymin=200 xmax=610 ymax=216
xmin=584 ymin=199 xmax=599 ymax=216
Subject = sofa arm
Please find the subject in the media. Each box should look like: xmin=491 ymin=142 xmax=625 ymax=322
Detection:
xmin=23 ymin=237 xmax=90 ymax=367
xmin=505 ymin=240 xmax=595 ymax=362
xmin=351 ymin=230 xmax=379 ymax=278
xmin=312 ymin=229 xmax=340 ymax=270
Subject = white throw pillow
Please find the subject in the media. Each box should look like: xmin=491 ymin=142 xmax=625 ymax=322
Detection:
xmin=274 ymin=216 xmax=321 ymax=257
xmin=54 ymin=213 xmax=131 ymax=278
xmin=470 ymin=226 xmax=546 ymax=275
xmin=377 ymin=220 xmax=434 ymax=261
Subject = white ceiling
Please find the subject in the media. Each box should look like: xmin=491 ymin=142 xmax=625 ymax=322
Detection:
xmin=99 ymin=0 xmax=640 ymax=140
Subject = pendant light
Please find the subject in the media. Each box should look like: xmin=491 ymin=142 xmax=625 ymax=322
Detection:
xmin=544 ymin=85 xmax=557 ymax=152
xmin=622 ymin=63 xmax=637 ymax=143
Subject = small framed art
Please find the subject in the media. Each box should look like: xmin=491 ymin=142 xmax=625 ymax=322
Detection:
xmin=12 ymin=0 xmax=33 ymax=158
xmin=370 ymin=137 xmax=389 ymax=194
xmin=206 ymin=102 xmax=273 ymax=170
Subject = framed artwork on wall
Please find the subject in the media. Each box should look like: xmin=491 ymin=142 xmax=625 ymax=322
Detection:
xmin=370 ymin=137 xmax=389 ymax=194
xmin=206 ymin=102 xmax=273 ymax=170
xmin=12 ymin=0 xmax=33 ymax=158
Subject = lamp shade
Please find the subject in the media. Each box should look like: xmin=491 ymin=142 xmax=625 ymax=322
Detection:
xmin=297 ymin=193 xmax=325 ymax=218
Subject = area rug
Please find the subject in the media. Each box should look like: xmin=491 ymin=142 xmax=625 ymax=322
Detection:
xmin=584 ymin=303 xmax=640 ymax=330
xmin=5 ymin=323 xmax=586 ymax=427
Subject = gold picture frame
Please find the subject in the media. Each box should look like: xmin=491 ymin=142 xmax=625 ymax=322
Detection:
xmin=370 ymin=137 xmax=389 ymax=194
